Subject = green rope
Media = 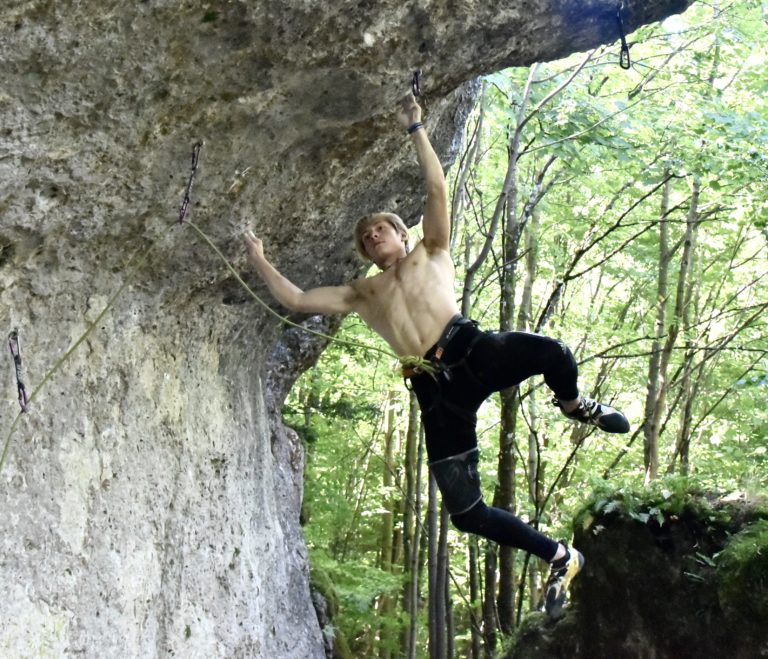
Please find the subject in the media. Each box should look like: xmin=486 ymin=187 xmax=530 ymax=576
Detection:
xmin=398 ymin=355 xmax=438 ymax=375
xmin=185 ymin=220 xmax=423 ymax=367
xmin=0 ymin=225 xmax=175 ymax=475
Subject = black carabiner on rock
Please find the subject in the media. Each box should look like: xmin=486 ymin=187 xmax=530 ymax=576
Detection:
xmin=617 ymin=3 xmax=631 ymax=70
xmin=178 ymin=141 xmax=203 ymax=224
xmin=412 ymin=69 xmax=422 ymax=97
xmin=8 ymin=329 xmax=29 ymax=413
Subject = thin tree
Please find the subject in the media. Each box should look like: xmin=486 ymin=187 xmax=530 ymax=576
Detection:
xmin=643 ymin=173 xmax=672 ymax=482
xmin=645 ymin=178 xmax=700 ymax=483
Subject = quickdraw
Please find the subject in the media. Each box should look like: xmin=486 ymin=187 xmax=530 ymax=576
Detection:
xmin=178 ymin=141 xmax=203 ymax=224
xmin=8 ymin=330 xmax=29 ymax=413
xmin=412 ymin=69 xmax=422 ymax=97
xmin=617 ymin=2 xmax=631 ymax=70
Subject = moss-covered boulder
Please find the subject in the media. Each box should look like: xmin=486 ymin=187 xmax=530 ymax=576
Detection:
xmin=507 ymin=483 xmax=768 ymax=659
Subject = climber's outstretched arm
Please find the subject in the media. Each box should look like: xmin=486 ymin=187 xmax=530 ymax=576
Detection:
xmin=243 ymin=231 xmax=357 ymax=314
xmin=397 ymin=93 xmax=450 ymax=254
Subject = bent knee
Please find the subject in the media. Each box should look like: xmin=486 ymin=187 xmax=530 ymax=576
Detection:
xmin=450 ymin=500 xmax=488 ymax=534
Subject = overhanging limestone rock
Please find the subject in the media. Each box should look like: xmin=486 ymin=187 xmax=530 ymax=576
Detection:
xmin=0 ymin=1 xmax=695 ymax=655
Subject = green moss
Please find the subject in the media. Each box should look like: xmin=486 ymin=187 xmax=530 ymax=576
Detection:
xmin=506 ymin=610 xmax=579 ymax=659
xmin=310 ymin=564 xmax=340 ymax=616
xmin=717 ymin=519 xmax=768 ymax=623
xmin=310 ymin=565 xmax=353 ymax=659
xmin=575 ymin=476 xmax=768 ymax=536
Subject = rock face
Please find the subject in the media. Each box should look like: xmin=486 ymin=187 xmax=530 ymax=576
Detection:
xmin=508 ymin=493 xmax=768 ymax=659
xmin=1 ymin=1 xmax=694 ymax=656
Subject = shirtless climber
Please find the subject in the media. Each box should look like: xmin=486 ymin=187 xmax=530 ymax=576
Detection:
xmin=242 ymin=92 xmax=630 ymax=618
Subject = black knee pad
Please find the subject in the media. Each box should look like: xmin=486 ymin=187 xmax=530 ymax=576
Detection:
xmin=429 ymin=448 xmax=482 ymax=515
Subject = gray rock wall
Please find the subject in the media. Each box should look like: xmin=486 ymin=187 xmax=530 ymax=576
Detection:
xmin=1 ymin=1 xmax=694 ymax=656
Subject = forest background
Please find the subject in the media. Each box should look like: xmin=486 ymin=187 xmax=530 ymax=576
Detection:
xmin=282 ymin=2 xmax=768 ymax=657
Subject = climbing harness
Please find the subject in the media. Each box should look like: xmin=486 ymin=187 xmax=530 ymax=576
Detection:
xmin=401 ymin=316 xmax=490 ymax=464
xmin=616 ymin=2 xmax=631 ymax=70
xmin=8 ymin=330 xmax=29 ymax=413
xmin=178 ymin=141 xmax=203 ymax=224
xmin=412 ymin=69 xmax=422 ymax=97
xmin=401 ymin=315 xmax=476 ymax=382
xmin=433 ymin=315 xmax=473 ymax=362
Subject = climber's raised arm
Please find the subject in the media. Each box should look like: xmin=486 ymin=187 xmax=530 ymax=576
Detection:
xmin=243 ymin=230 xmax=357 ymax=314
xmin=397 ymin=92 xmax=450 ymax=254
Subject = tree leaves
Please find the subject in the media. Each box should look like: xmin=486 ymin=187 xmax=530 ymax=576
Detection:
xmin=287 ymin=2 xmax=768 ymax=653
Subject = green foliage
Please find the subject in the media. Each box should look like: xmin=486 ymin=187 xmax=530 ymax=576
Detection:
xmin=717 ymin=520 xmax=768 ymax=623
xmin=576 ymin=475 xmax=722 ymax=531
xmin=310 ymin=565 xmax=355 ymax=659
xmin=311 ymin=564 xmax=342 ymax=616
xmin=289 ymin=2 xmax=768 ymax=654
xmin=312 ymin=550 xmax=404 ymax=654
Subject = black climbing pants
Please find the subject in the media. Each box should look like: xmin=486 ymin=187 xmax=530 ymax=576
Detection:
xmin=409 ymin=318 xmax=580 ymax=560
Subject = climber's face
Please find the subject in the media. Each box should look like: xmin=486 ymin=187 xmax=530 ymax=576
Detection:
xmin=360 ymin=216 xmax=408 ymax=268
xmin=354 ymin=213 xmax=410 ymax=264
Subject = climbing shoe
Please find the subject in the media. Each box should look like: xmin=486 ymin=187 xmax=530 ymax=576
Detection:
xmin=544 ymin=546 xmax=584 ymax=620
xmin=553 ymin=396 xmax=630 ymax=433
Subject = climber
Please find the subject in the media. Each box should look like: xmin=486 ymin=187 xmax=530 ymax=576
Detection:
xmin=242 ymin=91 xmax=630 ymax=618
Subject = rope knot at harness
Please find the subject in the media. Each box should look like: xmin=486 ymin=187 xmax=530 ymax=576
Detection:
xmin=399 ymin=355 xmax=438 ymax=377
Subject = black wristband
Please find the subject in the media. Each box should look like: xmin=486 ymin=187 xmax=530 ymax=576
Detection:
xmin=407 ymin=122 xmax=423 ymax=134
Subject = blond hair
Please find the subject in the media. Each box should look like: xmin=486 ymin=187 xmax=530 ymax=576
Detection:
xmin=353 ymin=213 xmax=410 ymax=261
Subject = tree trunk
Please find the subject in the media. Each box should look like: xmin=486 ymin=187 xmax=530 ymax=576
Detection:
xmin=451 ymin=82 xmax=487 ymax=253
xmin=469 ymin=537 xmax=482 ymax=659
xmin=445 ymin=547 xmax=455 ymax=659
xmin=669 ymin=4 xmax=717 ymax=476
xmin=670 ymin=183 xmax=701 ymax=475
xmin=643 ymin=174 xmax=672 ymax=482
xmin=437 ymin=504 xmax=452 ymax=658
xmin=336 ymin=436 xmax=375 ymax=561
xmin=380 ymin=394 xmax=397 ymax=569
xmin=482 ymin=542 xmax=498 ymax=657
xmin=403 ymin=393 xmax=422 ymax=658
xmin=645 ymin=177 xmax=700 ymax=483
xmin=428 ymin=474 xmax=445 ymax=658
xmin=520 ymin=207 xmax=544 ymax=611
xmin=495 ymin=388 xmax=519 ymax=634
xmin=377 ymin=393 xmax=398 ymax=659
xmin=494 ymin=65 xmax=541 ymax=636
